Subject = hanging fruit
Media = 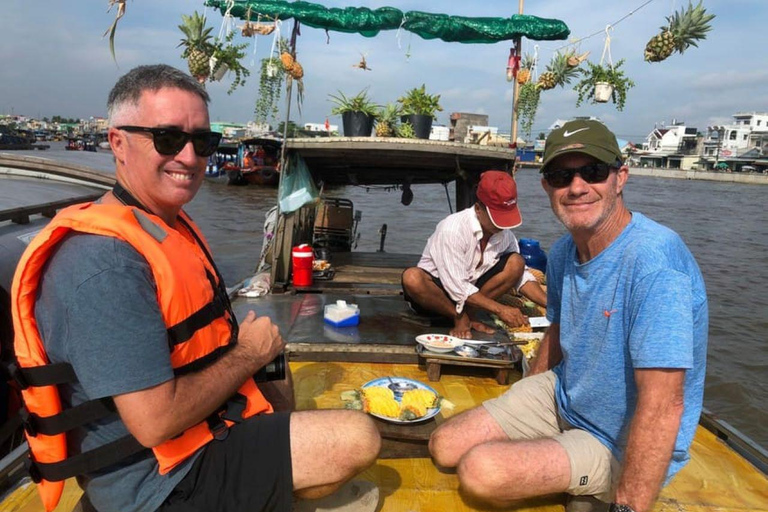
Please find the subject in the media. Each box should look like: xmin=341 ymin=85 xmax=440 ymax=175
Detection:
xmin=178 ymin=11 xmax=215 ymax=83
xmin=517 ymin=53 xmax=534 ymax=85
xmin=644 ymin=1 xmax=715 ymax=62
xmin=567 ymin=51 xmax=590 ymax=68
xmin=537 ymin=52 xmax=580 ymax=91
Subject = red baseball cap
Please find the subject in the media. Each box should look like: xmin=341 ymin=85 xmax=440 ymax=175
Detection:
xmin=476 ymin=170 xmax=522 ymax=229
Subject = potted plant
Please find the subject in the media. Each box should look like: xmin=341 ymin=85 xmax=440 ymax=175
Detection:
xmin=397 ymin=84 xmax=442 ymax=139
xmin=573 ymin=59 xmax=636 ymax=111
xmin=209 ymin=32 xmax=251 ymax=94
xmin=516 ymin=82 xmax=541 ymax=141
xmin=329 ymin=89 xmax=379 ymax=137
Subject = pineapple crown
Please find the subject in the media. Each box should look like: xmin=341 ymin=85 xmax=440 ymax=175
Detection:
xmin=665 ymin=0 xmax=716 ymax=54
xmin=178 ymin=11 xmax=215 ymax=55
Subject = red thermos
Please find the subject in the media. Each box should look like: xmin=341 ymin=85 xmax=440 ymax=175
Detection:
xmin=292 ymin=244 xmax=314 ymax=287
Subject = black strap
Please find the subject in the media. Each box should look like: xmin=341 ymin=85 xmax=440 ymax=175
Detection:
xmin=21 ymin=398 xmax=116 ymax=437
xmin=7 ymin=361 xmax=77 ymax=390
xmin=166 ymin=270 xmax=227 ymax=347
xmin=27 ymin=435 xmax=150 ymax=483
xmin=173 ymin=344 xmax=233 ymax=377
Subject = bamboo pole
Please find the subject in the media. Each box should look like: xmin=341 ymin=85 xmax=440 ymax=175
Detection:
xmin=510 ymin=0 xmax=524 ymax=149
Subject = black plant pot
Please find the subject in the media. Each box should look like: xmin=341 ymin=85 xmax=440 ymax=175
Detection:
xmin=401 ymin=114 xmax=433 ymax=139
xmin=342 ymin=111 xmax=374 ymax=137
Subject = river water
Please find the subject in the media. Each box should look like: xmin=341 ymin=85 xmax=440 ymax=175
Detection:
xmin=8 ymin=144 xmax=768 ymax=449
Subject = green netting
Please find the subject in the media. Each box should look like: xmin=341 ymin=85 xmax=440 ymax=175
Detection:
xmin=206 ymin=0 xmax=569 ymax=42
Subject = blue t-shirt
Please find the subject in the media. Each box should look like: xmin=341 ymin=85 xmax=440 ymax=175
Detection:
xmin=547 ymin=212 xmax=708 ymax=480
xmin=35 ymin=233 xmax=198 ymax=512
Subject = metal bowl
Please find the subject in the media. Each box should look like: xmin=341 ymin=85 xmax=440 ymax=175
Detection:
xmin=454 ymin=345 xmax=479 ymax=358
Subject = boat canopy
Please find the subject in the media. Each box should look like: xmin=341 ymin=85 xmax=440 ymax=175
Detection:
xmin=206 ymin=0 xmax=570 ymax=43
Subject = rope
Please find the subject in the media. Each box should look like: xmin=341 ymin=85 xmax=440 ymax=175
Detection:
xmin=545 ymin=0 xmax=657 ymax=53
xmin=599 ymin=25 xmax=614 ymax=69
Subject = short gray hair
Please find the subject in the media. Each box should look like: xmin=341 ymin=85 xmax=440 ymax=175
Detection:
xmin=107 ymin=64 xmax=210 ymax=126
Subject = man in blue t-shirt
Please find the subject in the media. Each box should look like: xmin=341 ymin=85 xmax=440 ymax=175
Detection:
xmin=429 ymin=120 xmax=707 ymax=512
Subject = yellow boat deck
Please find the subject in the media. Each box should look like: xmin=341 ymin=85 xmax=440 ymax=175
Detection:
xmin=3 ymin=361 xmax=768 ymax=512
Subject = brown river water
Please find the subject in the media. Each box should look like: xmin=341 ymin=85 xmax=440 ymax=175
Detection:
xmin=8 ymin=144 xmax=768 ymax=449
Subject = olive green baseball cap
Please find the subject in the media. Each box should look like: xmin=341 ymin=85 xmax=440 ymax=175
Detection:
xmin=540 ymin=119 xmax=623 ymax=173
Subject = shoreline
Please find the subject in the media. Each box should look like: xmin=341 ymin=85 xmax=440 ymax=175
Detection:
xmin=628 ymin=167 xmax=768 ymax=185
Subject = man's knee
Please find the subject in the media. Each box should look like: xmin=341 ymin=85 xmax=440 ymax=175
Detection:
xmin=457 ymin=446 xmax=503 ymax=500
xmin=342 ymin=411 xmax=382 ymax=469
xmin=401 ymin=267 xmax=424 ymax=293
xmin=428 ymin=423 xmax=459 ymax=468
xmin=502 ymin=252 xmax=525 ymax=277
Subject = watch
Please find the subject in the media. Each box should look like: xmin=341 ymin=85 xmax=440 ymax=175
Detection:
xmin=608 ymin=504 xmax=637 ymax=512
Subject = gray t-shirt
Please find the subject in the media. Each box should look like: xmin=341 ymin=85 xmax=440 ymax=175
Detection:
xmin=35 ymin=233 xmax=197 ymax=512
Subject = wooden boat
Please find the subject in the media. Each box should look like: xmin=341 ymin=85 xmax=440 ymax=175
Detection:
xmin=64 ymin=138 xmax=97 ymax=152
xmin=1 ymin=141 xmax=767 ymax=511
xmin=220 ymin=137 xmax=281 ymax=186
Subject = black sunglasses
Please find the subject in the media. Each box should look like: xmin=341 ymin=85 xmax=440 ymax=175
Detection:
xmin=116 ymin=126 xmax=221 ymax=157
xmin=542 ymin=162 xmax=616 ymax=188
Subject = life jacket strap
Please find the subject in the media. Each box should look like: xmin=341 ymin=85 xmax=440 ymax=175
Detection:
xmin=6 ymin=360 xmax=78 ymax=389
xmin=26 ymin=434 xmax=150 ymax=483
xmin=166 ymin=270 xmax=228 ymax=347
xmin=205 ymin=393 xmax=248 ymax=442
xmin=20 ymin=398 xmax=116 ymax=437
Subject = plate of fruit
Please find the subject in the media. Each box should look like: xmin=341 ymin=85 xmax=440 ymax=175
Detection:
xmin=341 ymin=377 xmax=447 ymax=424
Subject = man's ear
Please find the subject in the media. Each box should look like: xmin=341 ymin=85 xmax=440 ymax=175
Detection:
xmin=615 ymin=165 xmax=630 ymax=194
xmin=108 ymin=128 xmax=125 ymax=163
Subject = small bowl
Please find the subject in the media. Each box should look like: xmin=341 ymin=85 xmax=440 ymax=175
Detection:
xmin=454 ymin=345 xmax=479 ymax=358
xmin=388 ymin=381 xmax=417 ymax=398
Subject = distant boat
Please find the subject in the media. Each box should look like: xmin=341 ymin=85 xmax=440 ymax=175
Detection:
xmin=207 ymin=137 xmax=281 ymax=186
xmin=98 ymin=141 xmax=111 ymax=150
xmin=65 ymin=138 xmax=97 ymax=152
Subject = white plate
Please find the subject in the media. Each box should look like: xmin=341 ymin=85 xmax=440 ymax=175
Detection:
xmin=362 ymin=377 xmax=441 ymax=424
xmin=415 ymin=334 xmax=461 ymax=353
xmin=529 ymin=317 xmax=551 ymax=328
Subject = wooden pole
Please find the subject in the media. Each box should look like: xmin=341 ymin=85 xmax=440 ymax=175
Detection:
xmin=510 ymin=0 xmax=524 ymax=149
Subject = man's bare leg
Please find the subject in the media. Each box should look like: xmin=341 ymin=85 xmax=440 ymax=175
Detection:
xmin=477 ymin=253 xmax=525 ymax=301
xmin=290 ymin=410 xmax=381 ymax=499
xmin=430 ymin=405 xmax=571 ymax=505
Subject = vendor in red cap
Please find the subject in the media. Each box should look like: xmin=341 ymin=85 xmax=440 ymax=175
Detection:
xmin=401 ymin=170 xmax=546 ymax=339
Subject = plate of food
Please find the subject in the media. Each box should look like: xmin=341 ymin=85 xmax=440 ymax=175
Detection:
xmin=415 ymin=334 xmax=462 ymax=353
xmin=342 ymin=377 xmax=443 ymax=424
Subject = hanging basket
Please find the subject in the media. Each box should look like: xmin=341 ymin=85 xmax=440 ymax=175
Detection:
xmin=594 ymin=82 xmax=614 ymax=103
xmin=210 ymin=56 xmax=229 ymax=81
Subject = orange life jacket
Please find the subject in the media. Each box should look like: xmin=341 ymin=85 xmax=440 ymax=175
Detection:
xmin=11 ymin=202 xmax=272 ymax=512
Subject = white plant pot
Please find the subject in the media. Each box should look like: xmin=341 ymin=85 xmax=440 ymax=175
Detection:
xmin=594 ymin=82 xmax=614 ymax=103
xmin=209 ymin=56 xmax=229 ymax=81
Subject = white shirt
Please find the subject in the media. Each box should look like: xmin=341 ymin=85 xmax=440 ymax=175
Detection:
xmin=417 ymin=207 xmax=536 ymax=314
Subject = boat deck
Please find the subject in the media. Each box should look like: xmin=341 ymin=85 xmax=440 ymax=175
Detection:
xmin=4 ymin=362 xmax=767 ymax=512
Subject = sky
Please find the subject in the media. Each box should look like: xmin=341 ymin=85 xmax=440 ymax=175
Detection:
xmin=1 ymin=0 xmax=766 ymax=143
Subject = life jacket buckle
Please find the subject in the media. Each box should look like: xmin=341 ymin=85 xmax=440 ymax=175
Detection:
xmin=25 ymin=456 xmax=42 ymax=483
xmin=19 ymin=407 xmax=38 ymax=437
xmin=206 ymin=414 xmax=230 ymax=441
xmin=7 ymin=362 xmax=29 ymax=390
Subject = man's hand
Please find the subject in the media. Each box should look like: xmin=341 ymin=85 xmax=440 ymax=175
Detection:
xmin=236 ymin=310 xmax=285 ymax=368
xmin=497 ymin=305 xmax=528 ymax=328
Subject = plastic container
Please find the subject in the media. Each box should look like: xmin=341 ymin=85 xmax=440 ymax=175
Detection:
xmin=324 ymin=300 xmax=360 ymax=327
xmin=519 ymin=238 xmax=547 ymax=273
xmin=292 ymin=244 xmax=314 ymax=287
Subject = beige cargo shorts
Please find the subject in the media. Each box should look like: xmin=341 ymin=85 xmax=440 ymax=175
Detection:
xmin=483 ymin=371 xmax=619 ymax=499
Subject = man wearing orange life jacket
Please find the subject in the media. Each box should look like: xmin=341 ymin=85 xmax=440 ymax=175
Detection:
xmin=11 ymin=64 xmax=381 ymax=512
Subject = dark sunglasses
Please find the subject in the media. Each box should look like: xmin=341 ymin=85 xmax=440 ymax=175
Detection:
xmin=117 ymin=126 xmax=221 ymax=157
xmin=542 ymin=162 xmax=616 ymax=188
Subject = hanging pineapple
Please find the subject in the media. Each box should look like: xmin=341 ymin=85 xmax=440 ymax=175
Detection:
xmin=178 ymin=12 xmax=215 ymax=83
xmin=644 ymin=1 xmax=715 ymax=62
xmin=517 ymin=54 xmax=535 ymax=85
xmin=537 ymin=52 xmax=580 ymax=91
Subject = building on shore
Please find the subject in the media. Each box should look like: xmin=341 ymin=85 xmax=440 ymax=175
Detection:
xmin=702 ymin=112 xmax=768 ymax=172
xmin=637 ymin=120 xmax=700 ymax=170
